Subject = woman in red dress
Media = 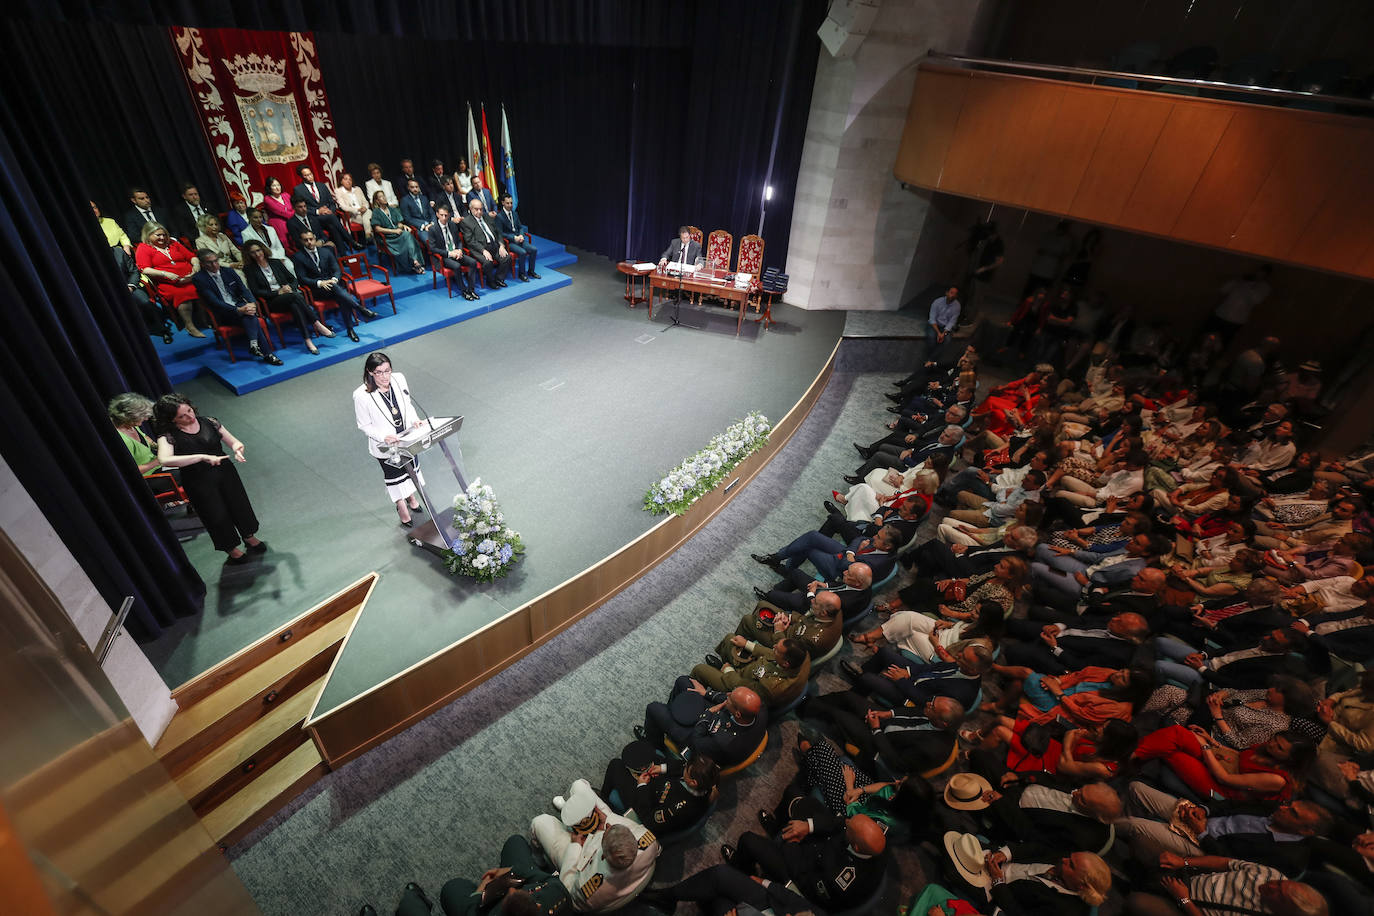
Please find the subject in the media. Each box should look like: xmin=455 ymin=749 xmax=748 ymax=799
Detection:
xmin=135 ymin=222 xmax=205 ymax=338
xmin=260 ymin=176 xmax=294 ymax=248
xmin=1132 ymin=724 xmax=1313 ymax=804
xmin=974 ymin=365 xmax=1055 ymax=438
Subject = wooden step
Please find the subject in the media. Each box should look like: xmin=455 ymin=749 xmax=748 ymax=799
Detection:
xmin=200 ymin=741 xmax=326 ymax=844
xmin=156 ymin=639 xmax=340 ymax=776
xmin=173 ymin=675 xmax=324 ymax=807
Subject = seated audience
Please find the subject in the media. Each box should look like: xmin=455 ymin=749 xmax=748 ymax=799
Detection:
xmin=368 ymin=191 xmax=424 ymax=275
xmin=239 ymin=208 xmax=294 ymax=275
xmin=638 ymin=680 xmax=766 ymax=766
xmin=333 ymin=171 xmax=371 ymax=238
xmin=598 ymin=743 xmax=719 ymax=832
xmin=364 ymin=162 xmax=399 ymax=208
xmin=91 ymin=199 xmax=132 ymax=253
xmin=291 ymin=231 xmax=375 ymax=343
xmin=242 ymin=240 xmax=331 ymax=356
xmin=497 ymin=192 xmax=540 ymax=281
xmin=690 ymin=637 xmax=810 ymax=709
xmin=135 ymin=222 xmax=206 ymax=338
xmin=192 ymin=249 xmax=282 ymax=365
xmin=195 ymin=214 xmax=247 ymax=286
xmin=260 ymin=177 xmax=295 ymax=244
xmin=530 ymin=779 xmax=660 ymax=912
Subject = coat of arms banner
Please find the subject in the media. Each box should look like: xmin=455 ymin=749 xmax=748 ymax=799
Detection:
xmin=171 ymin=27 xmax=345 ymax=207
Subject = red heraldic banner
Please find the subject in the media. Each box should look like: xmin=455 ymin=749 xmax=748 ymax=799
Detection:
xmin=170 ymin=28 xmax=345 ymax=207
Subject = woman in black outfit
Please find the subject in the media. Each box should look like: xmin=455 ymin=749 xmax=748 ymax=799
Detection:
xmin=154 ymin=394 xmax=266 ymax=564
xmin=242 ymin=239 xmax=333 ymax=355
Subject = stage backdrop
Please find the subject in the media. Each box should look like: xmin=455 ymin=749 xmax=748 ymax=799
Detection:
xmin=170 ymin=27 xmax=346 ymax=206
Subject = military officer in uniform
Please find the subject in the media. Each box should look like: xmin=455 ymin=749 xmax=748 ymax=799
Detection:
xmin=691 ymin=637 xmax=811 ymax=709
xmin=757 ymin=562 xmax=874 ymax=621
xmin=389 ymin=834 xmax=571 ymax=916
xmin=709 ymin=593 xmax=842 ymax=667
xmin=723 ymin=812 xmax=889 ymax=911
xmin=531 ymin=779 xmax=660 ymax=912
xmin=638 ymin=682 xmax=767 ymax=766
xmin=599 ymin=742 xmax=719 ymax=833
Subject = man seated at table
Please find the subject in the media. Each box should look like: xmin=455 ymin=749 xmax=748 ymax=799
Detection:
xmin=658 ymin=226 xmax=701 ymax=270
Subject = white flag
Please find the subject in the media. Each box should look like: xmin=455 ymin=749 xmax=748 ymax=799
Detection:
xmin=466 ymin=104 xmax=484 ymax=189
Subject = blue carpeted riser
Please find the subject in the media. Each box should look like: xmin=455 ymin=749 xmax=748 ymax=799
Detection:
xmin=161 ymin=236 xmax=576 ymax=393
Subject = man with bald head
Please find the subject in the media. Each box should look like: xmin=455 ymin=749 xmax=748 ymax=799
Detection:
xmin=1002 ymin=610 xmax=1151 ymax=674
xmin=638 ymin=678 xmax=766 ymax=767
xmin=709 ymin=593 xmax=842 ymax=667
xmin=753 ymin=524 xmax=902 ymax=583
xmin=981 ymin=781 xmax=1122 ymax=859
xmin=755 ymin=561 xmax=873 ymax=621
xmin=460 ymin=196 xmax=513 ymax=289
xmin=847 ymin=423 xmax=966 ymax=480
xmin=723 ymin=812 xmax=888 ymax=911
xmin=1127 ymin=855 xmax=1328 ymax=916
xmin=808 ymin=690 xmax=965 ymax=775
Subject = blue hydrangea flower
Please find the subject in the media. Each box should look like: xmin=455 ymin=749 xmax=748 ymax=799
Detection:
xmin=477 ymin=538 xmax=496 ymax=554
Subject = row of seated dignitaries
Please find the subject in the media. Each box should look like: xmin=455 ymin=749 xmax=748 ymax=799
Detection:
xmin=359 ymin=330 xmax=1373 ymax=916
xmin=91 ymin=160 xmax=538 ymax=351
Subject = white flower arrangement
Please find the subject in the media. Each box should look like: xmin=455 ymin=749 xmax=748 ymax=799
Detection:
xmin=443 ymin=478 xmax=525 ymax=582
xmin=644 ymin=412 xmax=772 ymax=516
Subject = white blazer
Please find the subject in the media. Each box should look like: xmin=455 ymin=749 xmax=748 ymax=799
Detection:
xmin=365 ymin=177 xmax=399 ymax=208
xmin=354 ymin=372 xmax=418 ymax=459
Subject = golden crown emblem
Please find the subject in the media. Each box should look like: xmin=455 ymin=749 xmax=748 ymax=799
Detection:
xmin=223 ymin=53 xmax=287 ymax=94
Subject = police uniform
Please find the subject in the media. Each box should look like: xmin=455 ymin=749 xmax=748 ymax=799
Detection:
xmin=690 ymin=644 xmax=810 ymax=708
xmin=531 ymin=779 xmax=661 ymax=912
xmin=716 ymin=601 xmax=842 ymax=664
xmin=734 ymin=818 xmax=888 ymax=910
xmin=394 ymin=835 xmax=572 ymax=916
xmin=642 ymin=676 xmax=769 ymax=765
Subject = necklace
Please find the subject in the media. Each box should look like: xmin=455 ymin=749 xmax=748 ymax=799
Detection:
xmin=379 ymin=387 xmax=400 ymax=420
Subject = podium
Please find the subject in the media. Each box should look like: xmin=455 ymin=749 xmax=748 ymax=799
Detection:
xmin=387 ymin=415 xmax=469 ymax=553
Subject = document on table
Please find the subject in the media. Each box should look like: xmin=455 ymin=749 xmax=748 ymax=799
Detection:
xmin=633 ymin=261 xmax=656 ymax=270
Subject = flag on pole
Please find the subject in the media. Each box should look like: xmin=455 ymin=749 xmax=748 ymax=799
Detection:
xmin=480 ymin=104 xmax=498 ymax=198
xmin=500 ymin=104 xmax=519 ymax=210
xmin=466 ymin=104 xmax=484 ymax=192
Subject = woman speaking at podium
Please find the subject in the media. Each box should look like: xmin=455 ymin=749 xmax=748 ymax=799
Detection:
xmin=353 ymin=351 xmax=426 ymax=527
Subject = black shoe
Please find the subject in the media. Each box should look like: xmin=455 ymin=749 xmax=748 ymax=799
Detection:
xmin=840 ymin=660 xmax=864 ymax=680
xmin=262 ymin=351 xmax=283 ymax=366
xmin=410 ymin=502 xmax=425 ymax=514
xmin=246 ymin=540 xmax=267 ymax=554
xmin=757 ymin=809 xmax=778 ymax=834
xmin=823 ymin=500 xmax=841 ymax=515
xmin=633 ymin=725 xmax=648 ymax=741
xmin=751 ymin=552 xmax=779 ymax=567
xmin=704 ymin=653 xmax=724 ymax=669
xmin=399 ymin=517 xmax=413 ymax=529
xmin=161 ymin=328 xmax=175 ymax=344
xmin=843 ymin=474 xmax=863 ymax=485
xmin=720 ymin=843 xmax=737 ymax=865
xmin=496 ymin=279 xmax=509 ymax=288
xmin=752 ymin=586 xmax=770 ymax=601
xmin=404 ymin=883 xmax=433 ymax=910
xmin=347 ymin=328 xmax=360 ymax=342
xmin=518 ymin=274 xmax=529 ymax=282
xmin=886 ymin=392 xmax=903 ymax=403
xmin=225 ymin=552 xmax=251 ymax=565
xmin=853 ymin=442 xmax=873 ymax=459
xmin=886 ymin=406 xmax=902 ymax=414
xmin=359 ymin=906 xmax=378 ymax=916
xmin=360 ymin=308 xmax=380 ymax=320
xmin=528 ymin=271 xmax=541 ymax=279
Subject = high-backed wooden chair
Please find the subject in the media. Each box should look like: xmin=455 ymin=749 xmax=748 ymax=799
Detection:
xmin=705 ymin=230 xmax=732 ymax=270
xmin=686 ymin=225 xmax=703 ymax=250
xmin=737 ymin=234 xmax=765 ymax=312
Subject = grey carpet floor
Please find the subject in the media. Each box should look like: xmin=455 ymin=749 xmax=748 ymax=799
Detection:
xmin=140 ymin=253 xmax=845 ymax=703
xmin=227 ymin=360 xmax=944 ymax=915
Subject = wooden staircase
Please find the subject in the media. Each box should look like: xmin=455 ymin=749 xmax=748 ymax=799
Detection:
xmin=153 ymin=573 xmax=376 ymax=847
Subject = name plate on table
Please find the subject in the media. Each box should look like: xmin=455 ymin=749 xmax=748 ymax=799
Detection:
xmin=664 ymin=263 xmax=699 ymax=276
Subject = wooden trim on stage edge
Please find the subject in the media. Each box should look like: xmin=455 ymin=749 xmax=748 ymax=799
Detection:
xmin=304 ymin=341 xmax=840 ymax=766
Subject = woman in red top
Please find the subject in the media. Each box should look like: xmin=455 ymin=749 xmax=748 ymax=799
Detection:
xmin=1132 ymin=725 xmax=1313 ymax=804
xmin=974 ymin=366 xmax=1055 ymax=438
xmin=135 ymin=222 xmax=205 ymax=337
xmin=260 ymin=176 xmax=295 ymax=247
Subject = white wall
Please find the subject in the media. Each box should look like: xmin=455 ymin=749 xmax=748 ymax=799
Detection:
xmin=785 ymin=0 xmax=989 ymax=310
xmin=0 ymin=456 xmax=177 ymax=745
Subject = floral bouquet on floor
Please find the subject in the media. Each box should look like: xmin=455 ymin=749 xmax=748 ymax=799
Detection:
xmin=644 ymin=411 xmax=772 ymax=516
xmin=443 ymin=478 xmax=525 ymax=582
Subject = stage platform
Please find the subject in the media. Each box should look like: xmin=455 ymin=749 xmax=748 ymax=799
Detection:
xmin=143 ymin=253 xmax=846 ymax=762
xmin=157 ymin=235 xmax=576 ymax=394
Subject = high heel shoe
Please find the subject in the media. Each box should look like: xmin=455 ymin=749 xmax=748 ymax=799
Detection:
xmin=307 ymin=342 xmax=320 ymax=355
xmin=409 ymin=501 xmax=425 ymax=514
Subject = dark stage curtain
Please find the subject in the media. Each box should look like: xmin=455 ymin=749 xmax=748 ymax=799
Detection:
xmin=0 ymin=39 xmax=207 ymax=641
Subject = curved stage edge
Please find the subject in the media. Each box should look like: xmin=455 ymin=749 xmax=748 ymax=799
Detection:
xmin=301 ymin=340 xmax=839 ymax=767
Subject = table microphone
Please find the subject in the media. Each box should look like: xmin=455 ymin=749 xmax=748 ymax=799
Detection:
xmin=402 ymin=387 xmax=435 ymax=431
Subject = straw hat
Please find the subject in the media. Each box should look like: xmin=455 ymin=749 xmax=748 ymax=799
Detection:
xmin=943 ymin=772 xmax=993 ymax=811
xmin=943 ymin=831 xmax=990 ymax=888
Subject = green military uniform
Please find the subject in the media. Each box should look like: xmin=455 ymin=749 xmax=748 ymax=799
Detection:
xmin=395 ymin=835 xmax=572 ymax=916
xmin=691 ymin=644 xmax=810 ymax=708
xmin=715 ymin=601 xmax=841 ymax=665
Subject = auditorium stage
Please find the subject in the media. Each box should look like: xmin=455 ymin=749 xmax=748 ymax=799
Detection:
xmin=142 ymin=252 xmax=846 ymax=738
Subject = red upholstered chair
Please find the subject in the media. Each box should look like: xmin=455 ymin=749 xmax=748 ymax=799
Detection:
xmin=706 ymin=230 xmax=732 ymax=271
xmin=686 ymin=226 xmax=704 ymax=249
xmin=210 ymin=313 xmax=277 ymax=364
xmin=340 ymin=253 xmax=396 ymax=314
xmin=423 ymin=238 xmax=475 ymax=299
xmin=737 ymin=234 xmax=765 ymax=312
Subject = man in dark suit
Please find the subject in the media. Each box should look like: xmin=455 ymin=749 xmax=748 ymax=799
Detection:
xmin=900 ymin=524 xmax=1040 ymax=577
xmin=725 ymin=813 xmax=888 ymax=912
xmin=756 ymin=562 xmax=873 ymax=620
xmin=286 ymin=199 xmax=331 ymax=251
xmin=983 ymin=782 xmax=1121 ymax=857
xmin=434 ymin=177 xmax=466 ymax=227
xmin=425 ymin=206 xmax=478 ymax=302
xmin=291 ymin=165 xmax=356 ymax=251
xmin=807 ymin=690 xmax=965 ymax=775
xmin=290 ymin=231 xmax=374 ymax=342
xmin=1002 ymin=611 xmax=1150 ymax=674
xmin=168 ymin=182 xmax=214 ymax=245
xmin=465 ymin=173 xmax=497 ymax=213
xmin=191 ymin=249 xmax=282 ymax=365
xmin=390 ymin=834 xmax=571 ymax=916
xmin=639 ymin=678 xmax=766 ymax=767
xmin=599 ymin=742 xmax=719 ymax=833
xmin=460 ymin=197 xmax=512 ymax=289
xmin=397 ymin=158 xmax=420 ymax=190
xmin=399 ymin=179 xmax=437 ymax=233
xmin=847 ymin=423 xmax=966 ymax=479
xmin=122 ymin=186 xmax=168 ymax=244
xmin=496 ymin=192 xmax=540 ymax=281
xmin=753 ymin=525 xmax=902 ymax=582
xmin=841 ymin=642 xmax=990 ymax=710
xmin=421 ymin=158 xmax=450 ymax=205
xmin=658 ymin=226 xmax=701 ymax=270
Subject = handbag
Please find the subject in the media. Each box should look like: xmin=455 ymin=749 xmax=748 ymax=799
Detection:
xmin=936 ymin=579 xmax=968 ymax=603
